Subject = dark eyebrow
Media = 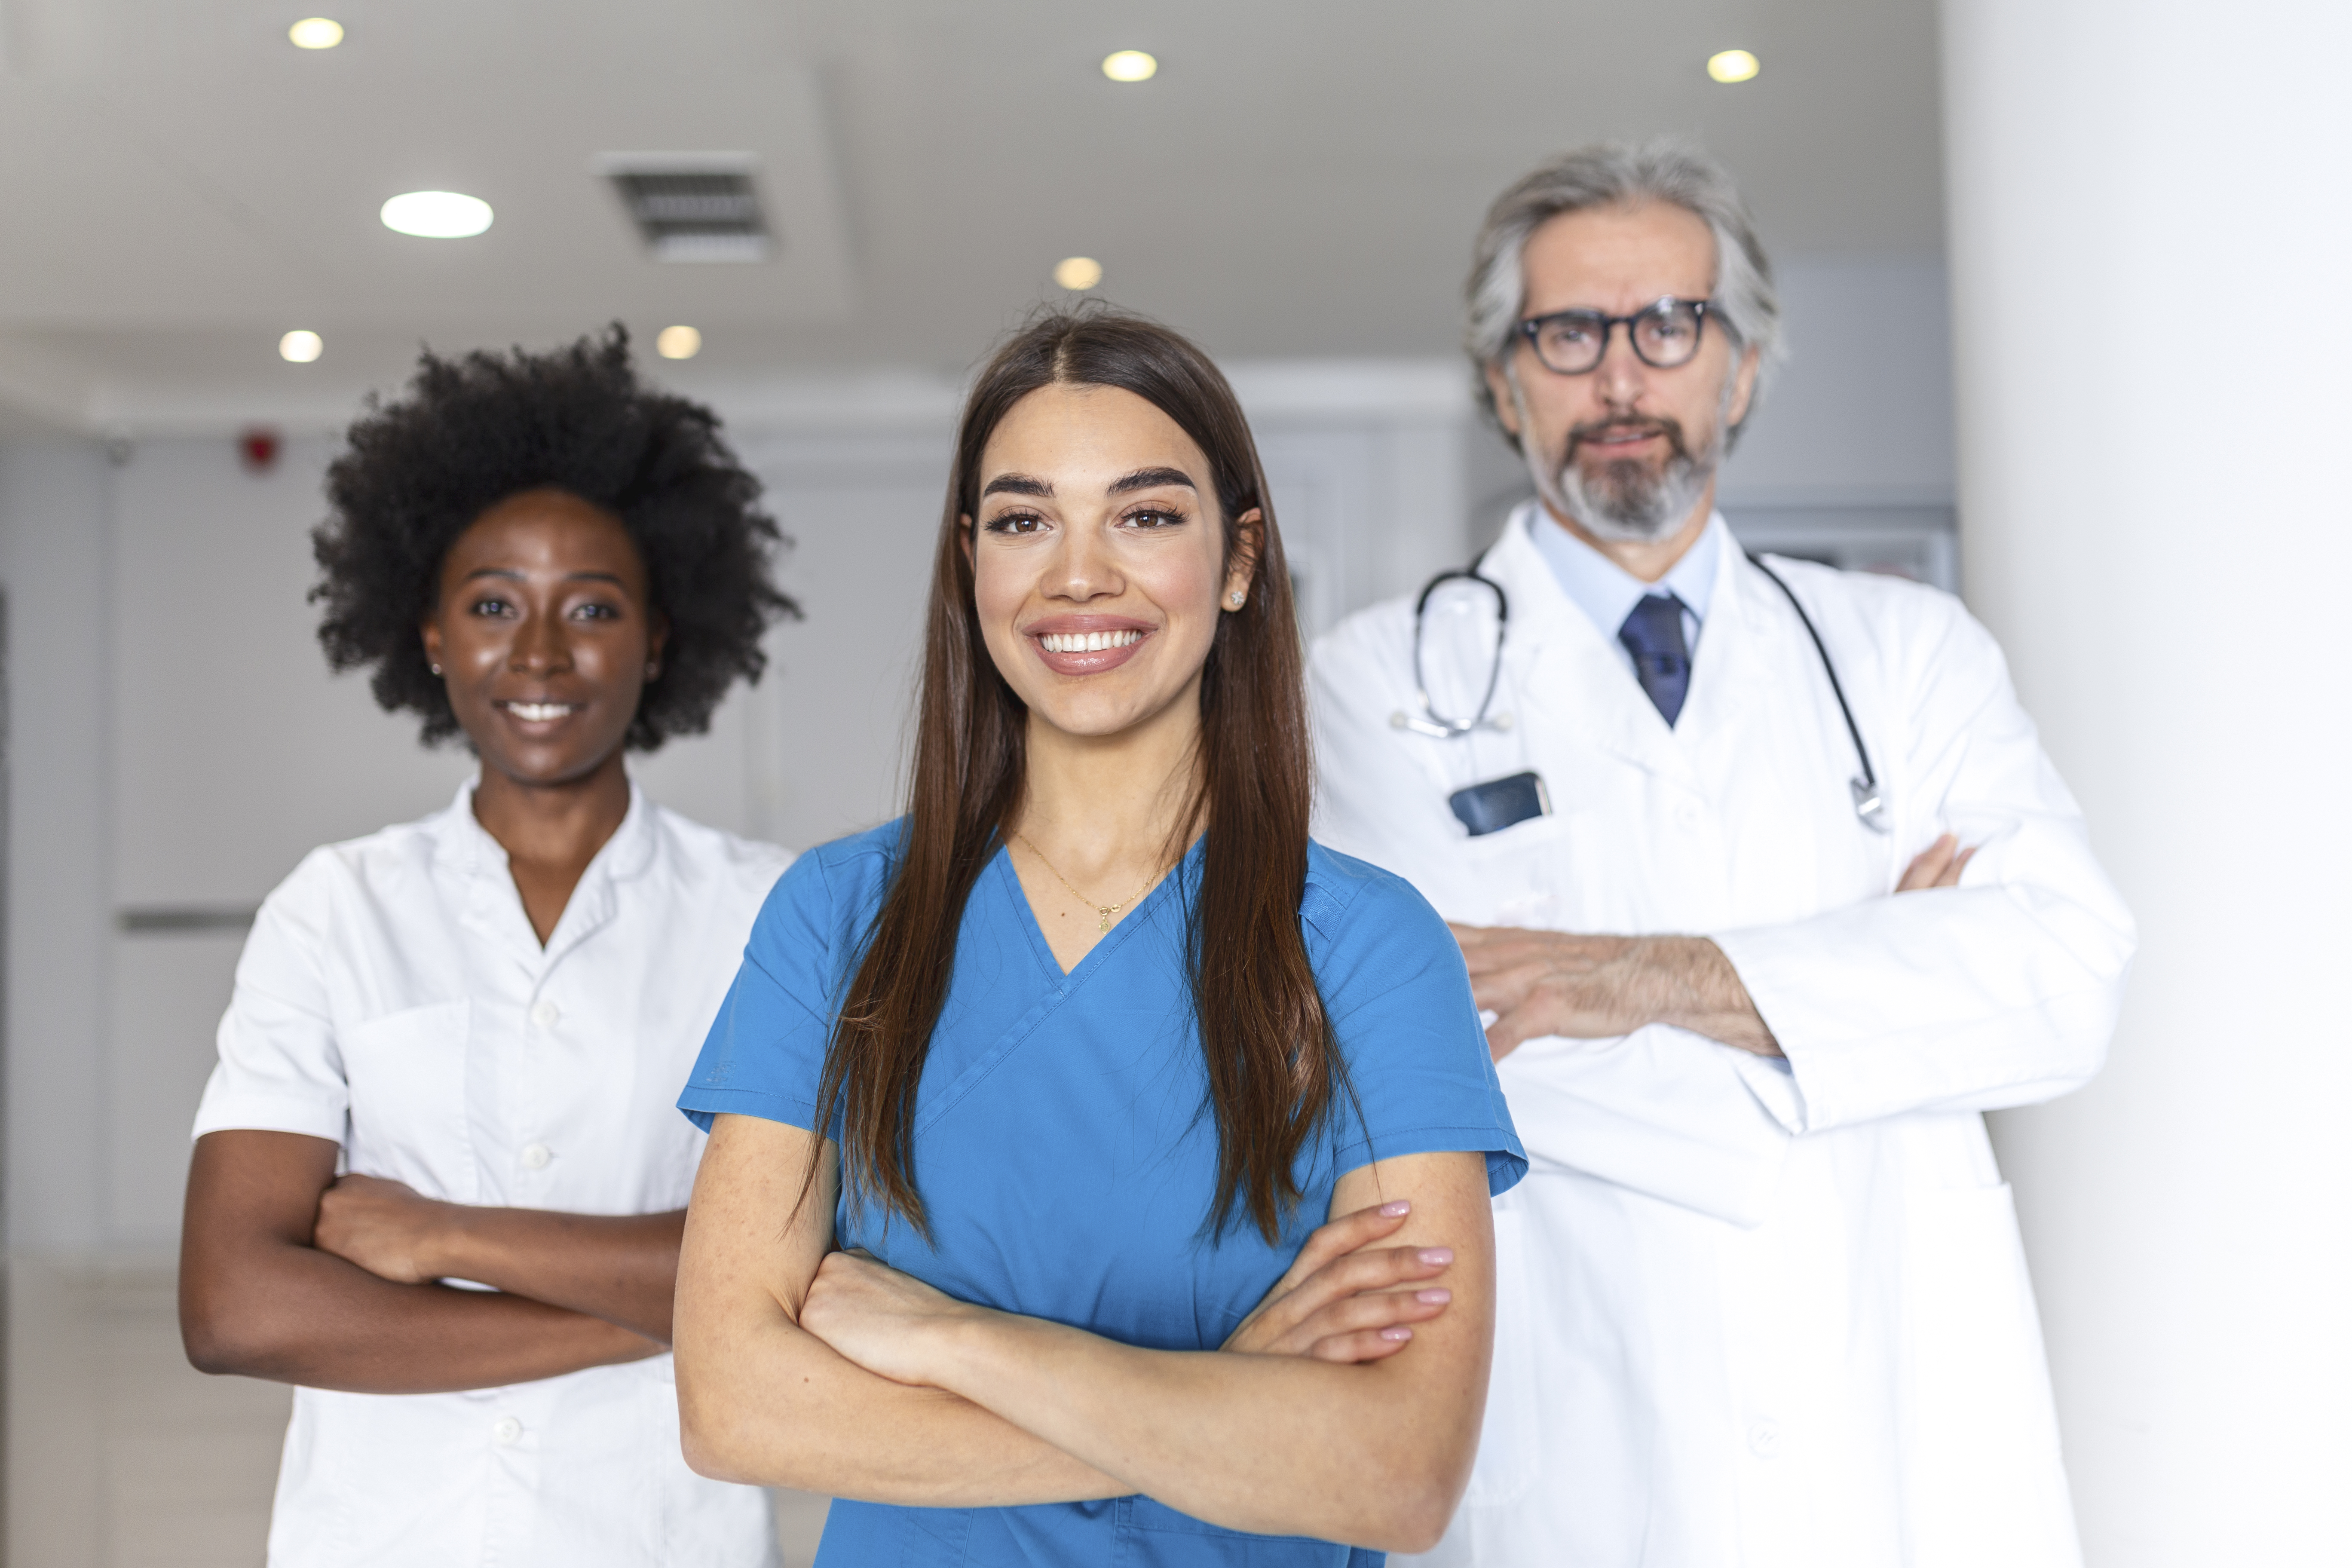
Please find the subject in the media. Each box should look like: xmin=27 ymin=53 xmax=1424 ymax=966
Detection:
xmin=1108 ymin=466 xmax=1197 ymax=496
xmin=981 ymin=474 xmax=1052 ymax=499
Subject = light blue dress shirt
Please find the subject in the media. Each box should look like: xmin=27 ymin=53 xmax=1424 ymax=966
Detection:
xmin=1522 ymin=502 xmax=1724 ymax=674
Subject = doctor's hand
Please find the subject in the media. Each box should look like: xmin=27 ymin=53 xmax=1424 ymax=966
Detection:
xmin=1223 ymin=1200 xmax=1456 ymax=1364
xmin=313 ymin=1173 xmax=461 ymax=1285
xmin=1450 ymin=927 xmax=1781 ymax=1062
xmin=1897 ymin=832 xmax=1978 ymax=892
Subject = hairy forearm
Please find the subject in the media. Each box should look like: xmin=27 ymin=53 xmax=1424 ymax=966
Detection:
xmin=426 ymin=1208 xmax=684 ymax=1342
xmin=181 ymin=1241 xmax=658 ymax=1393
xmin=1642 ymin=936 xmax=1780 ymax=1055
xmin=925 ymin=1311 xmax=1475 ymax=1552
xmin=678 ymin=1309 xmax=1126 ymax=1505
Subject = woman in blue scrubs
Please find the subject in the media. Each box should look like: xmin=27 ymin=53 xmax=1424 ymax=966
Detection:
xmin=673 ymin=310 xmax=1523 ymax=1565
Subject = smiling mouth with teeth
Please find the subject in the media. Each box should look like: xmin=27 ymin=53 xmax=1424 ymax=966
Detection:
xmin=500 ymin=701 xmax=578 ymax=722
xmin=1037 ymin=630 xmax=1145 ymax=653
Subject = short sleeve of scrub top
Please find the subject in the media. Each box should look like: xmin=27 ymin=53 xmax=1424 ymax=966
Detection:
xmin=680 ymin=823 xmax=1525 ymax=1568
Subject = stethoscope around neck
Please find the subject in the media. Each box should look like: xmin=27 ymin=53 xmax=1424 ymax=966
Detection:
xmin=1389 ymin=551 xmax=1890 ymax=833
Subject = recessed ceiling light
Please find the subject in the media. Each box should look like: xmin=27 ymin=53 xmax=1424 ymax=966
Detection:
xmin=1707 ymin=49 xmax=1761 ymax=83
xmin=380 ymin=190 xmax=493 ymax=238
xmin=288 ymin=17 xmax=343 ymax=49
xmin=655 ymin=325 xmax=702 ymax=360
xmin=1101 ymin=50 xmax=1157 ymax=83
xmin=279 ymin=331 xmax=323 ymax=363
xmin=1054 ymin=256 xmax=1104 ymax=291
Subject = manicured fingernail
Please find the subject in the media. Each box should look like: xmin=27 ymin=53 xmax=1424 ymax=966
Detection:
xmin=1417 ymin=1248 xmax=1453 ymax=1266
xmin=1416 ymin=1289 xmax=1452 ymax=1305
xmin=1378 ymin=1200 xmax=1411 ymax=1217
xmin=1380 ymin=1326 xmax=1414 ymax=1341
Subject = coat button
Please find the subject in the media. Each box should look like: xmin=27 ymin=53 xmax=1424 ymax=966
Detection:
xmin=521 ymin=1142 xmax=552 ymax=1170
xmin=493 ymin=1417 xmax=523 ymax=1446
xmin=1747 ymin=1420 xmax=1782 ymax=1458
xmin=530 ymin=999 xmax=561 ymax=1029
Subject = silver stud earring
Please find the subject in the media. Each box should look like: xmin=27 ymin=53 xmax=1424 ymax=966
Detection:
xmin=1229 ymin=592 xmax=1245 ymax=607
xmin=429 ymin=663 xmax=442 ymax=676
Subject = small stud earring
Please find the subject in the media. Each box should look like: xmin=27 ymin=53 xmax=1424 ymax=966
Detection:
xmin=1229 ymin=592 xmax=1245 ymax=607
xmin=429 ymin=663 xmax=442 ymax=676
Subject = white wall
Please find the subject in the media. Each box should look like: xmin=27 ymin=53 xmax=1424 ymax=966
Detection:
xmin=1944 ymin=2 xmax=2352 ymax=1562
xmin=0 ymin=443 xmax=113 ymax=1255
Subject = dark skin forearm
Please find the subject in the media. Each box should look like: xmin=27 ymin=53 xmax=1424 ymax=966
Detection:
xmin=316 ymin=1172 xmax=685 ymax=1341
xmin=181 ymin=1130 xmax=660 ymax=1394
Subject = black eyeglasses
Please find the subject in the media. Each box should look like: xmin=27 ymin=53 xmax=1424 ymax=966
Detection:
xmin=1516 ymin=298 xmax=1716 ymax=375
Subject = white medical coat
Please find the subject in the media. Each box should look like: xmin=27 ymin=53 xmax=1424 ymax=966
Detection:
xmin=1309 ymin=507 xmax=2134 ymax=1568
xmin=193 ymin=781 xmax=789 ymax=1568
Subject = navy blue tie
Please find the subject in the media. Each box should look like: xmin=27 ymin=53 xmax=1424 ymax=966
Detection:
xmin=1618 ymin=593 xmax=1691 ymax=726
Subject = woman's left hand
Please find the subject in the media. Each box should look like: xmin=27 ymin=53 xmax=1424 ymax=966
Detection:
xmin=798 ymin=1249 xmax=979 ymax=1386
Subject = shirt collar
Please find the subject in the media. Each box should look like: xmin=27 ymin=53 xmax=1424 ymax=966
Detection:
xmin=1523 ymin=500 xmax=1724 ymax=640
xmin=430 ymin=772 xmax=658 ymax=887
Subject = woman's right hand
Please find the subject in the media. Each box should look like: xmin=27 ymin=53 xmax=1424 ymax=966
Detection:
xmin=1222 ymin=1200 xmax=1455 ymax=1364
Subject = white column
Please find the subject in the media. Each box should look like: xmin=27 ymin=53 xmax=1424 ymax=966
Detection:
xmin=1943 ymin=4 xmax=2352 ymax=1564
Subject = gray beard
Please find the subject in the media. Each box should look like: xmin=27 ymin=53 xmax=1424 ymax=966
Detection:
xmin=1541 ymin=439 xmax=1717 ymax=543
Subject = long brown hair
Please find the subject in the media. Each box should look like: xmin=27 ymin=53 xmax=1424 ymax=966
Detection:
xmin=811 ymin=308 xmax=1341 ymax=1243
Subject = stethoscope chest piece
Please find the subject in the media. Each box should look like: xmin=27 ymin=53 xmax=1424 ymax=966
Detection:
xmin=1850 ymin=777 xmax=1890 ymax=834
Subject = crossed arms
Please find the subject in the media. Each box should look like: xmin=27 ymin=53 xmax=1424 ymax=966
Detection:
xmin=674 ymin=1114 xmax=1496 ymax=1554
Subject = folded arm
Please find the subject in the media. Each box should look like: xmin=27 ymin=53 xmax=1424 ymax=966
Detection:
xmin=311 ymin=1172 xmax=684 ymax=1341
xmin=1707 ymin=610 xmax=2137 ymax=1131
xmin=676 ymin=1114 xmax=1492 ymax=1553
xmin=673 ymin=1114 xmax=1132 ymax=1506
xmin=180 ymin=1130 xmax=661 ymax=1392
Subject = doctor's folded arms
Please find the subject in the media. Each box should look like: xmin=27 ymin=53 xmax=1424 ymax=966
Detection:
xmin=1310 ymin=143 xmax=2136 ymax=1567
xmin=671 ymin=309 xmax=1525 ymax=1567
xmin=178 ymin=331 xmax=800 ymax=1567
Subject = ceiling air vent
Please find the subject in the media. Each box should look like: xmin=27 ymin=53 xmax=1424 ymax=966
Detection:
xmin=597 ymin=155 xmax=773 ymax=263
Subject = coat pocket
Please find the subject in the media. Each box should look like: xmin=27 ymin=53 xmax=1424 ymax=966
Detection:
xmin=339 ymin=999 xmax=475 ymax=1199
xmin=1900 ymin=1182 xmax=2081 ymax=1568
xmin=1454 ymin=813 xmax=1570 ymax=928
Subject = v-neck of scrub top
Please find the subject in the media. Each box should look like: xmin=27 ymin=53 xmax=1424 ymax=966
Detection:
xmin=998 ymin=836 xmax=1193 ymax=983
xmin=910 ymin=840 xmax=1197 ymax=1144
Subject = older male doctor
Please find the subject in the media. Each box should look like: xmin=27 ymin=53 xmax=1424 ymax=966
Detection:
xmin=1309 ymin=143 xmax=2135 ymax=1568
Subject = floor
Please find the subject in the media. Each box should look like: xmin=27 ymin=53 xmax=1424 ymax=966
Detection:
xmin=4 ymin=1258 xmax=830 ymax=1567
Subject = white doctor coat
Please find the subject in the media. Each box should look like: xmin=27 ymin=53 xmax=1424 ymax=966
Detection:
xmin=1309 ymin=507 xmax=2134 ymax=1568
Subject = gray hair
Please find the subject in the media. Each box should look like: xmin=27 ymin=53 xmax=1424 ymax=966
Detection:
xmin=1466 ymin=140 xmax=1784 ymax=441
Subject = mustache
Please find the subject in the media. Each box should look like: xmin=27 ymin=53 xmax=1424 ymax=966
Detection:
xmin=1563 ymin=415 xmax=1690 ymax=462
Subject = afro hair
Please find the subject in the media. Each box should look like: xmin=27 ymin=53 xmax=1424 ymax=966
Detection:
xmin=311 ymin=326 xmax=797 ymax=750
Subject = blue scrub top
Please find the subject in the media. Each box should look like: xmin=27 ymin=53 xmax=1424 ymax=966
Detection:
xmin=680 ymin=824 xmax=1525 ymax=1568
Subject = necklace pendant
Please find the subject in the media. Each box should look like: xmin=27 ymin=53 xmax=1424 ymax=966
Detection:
xmin=1097 ymin=913 xmax=1112 ymax=933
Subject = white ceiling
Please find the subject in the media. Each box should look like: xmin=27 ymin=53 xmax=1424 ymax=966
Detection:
xmin=0 ymin=0 xmax=1944 ymax=434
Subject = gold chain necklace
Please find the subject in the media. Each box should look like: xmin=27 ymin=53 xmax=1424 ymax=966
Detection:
xmin=1013 ymin=832 xmax=1166 ymax=934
